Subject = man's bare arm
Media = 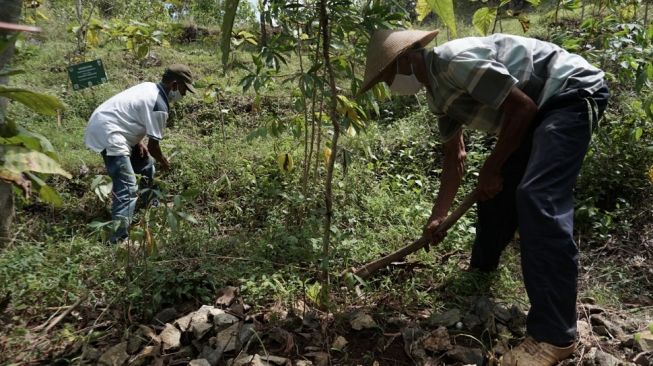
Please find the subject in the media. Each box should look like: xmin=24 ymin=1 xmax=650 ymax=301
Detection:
xmin=147 ymin=139 xmax=170 ymax=169
xmin=477 ymin=86 xmax=538 ymax=200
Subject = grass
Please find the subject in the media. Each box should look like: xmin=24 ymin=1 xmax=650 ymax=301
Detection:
xmin=2 ymin=1 xmax=653 ymax=362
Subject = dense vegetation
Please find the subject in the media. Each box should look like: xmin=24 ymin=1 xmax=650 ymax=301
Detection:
xmin=0 ymin=0 xmax=651 ymax=363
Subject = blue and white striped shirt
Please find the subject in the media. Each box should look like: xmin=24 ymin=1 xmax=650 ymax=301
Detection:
xmin=424 ymin=34 xmax=605 ymax=141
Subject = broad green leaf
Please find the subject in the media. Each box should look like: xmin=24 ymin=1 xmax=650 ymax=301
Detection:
xmin=277 ymin=153 xmax=294 ymax=173
xmin=0 ymin=145 xmax=71 ymax=178
xmin=0 ymin=86 xmax=64 ymax=116
xmin=136 ymin=44 xmax=149 ymax=59
xmin=167 ymin=209 xmax=178 ymax=231
xmin=526 ymin=0 xmax=541 ymax=5
xmin=176 ymin=211 xmax=198 ymax=224
xmin=39 ymin=185 xmax=63 ymax=207
xmin=416 ymin=0 xmax=457 ymax=38
xmin=473 ymin=7 xmax=497 ymax=36
xmin=91 ymin=175 xmax=112 ymax=202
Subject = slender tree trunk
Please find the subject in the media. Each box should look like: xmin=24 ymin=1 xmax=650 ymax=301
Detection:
xmin=259 ymin=0 xmax=267 ymax=50
xmin=645 ymin=0 xmax=650 ymax=25
xmin=319 ymin=0 xmax=340 ymax=291
xmin=0 ymin=0 xmax=22 ymax=247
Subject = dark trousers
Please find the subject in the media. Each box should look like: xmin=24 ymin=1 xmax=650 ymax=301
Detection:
xmin=469 ymin=86 xmax=609 ymax=345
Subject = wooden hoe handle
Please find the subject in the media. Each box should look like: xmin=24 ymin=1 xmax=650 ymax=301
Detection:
xmin=349 ymin=190 xmax=478 ymax=280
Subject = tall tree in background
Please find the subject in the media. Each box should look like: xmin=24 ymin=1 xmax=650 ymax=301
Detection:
xmin=0 ymin=0 xmax=22 ymax=247
xmin=221 ymin=0 xmax=240 ymax=71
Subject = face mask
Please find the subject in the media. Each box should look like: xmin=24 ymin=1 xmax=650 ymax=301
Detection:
xmin=168 ymin=88 xmax=182 ymax=103
xmin=389 ymin=62 xmax=422 ymax=95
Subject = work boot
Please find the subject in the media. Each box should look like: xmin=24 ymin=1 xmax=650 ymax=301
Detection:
xmin=501 ymin=337 xmax=575 ymax=366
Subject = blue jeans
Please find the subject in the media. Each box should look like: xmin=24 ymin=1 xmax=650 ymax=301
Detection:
xmin=469 ymin=86 xmax=609 ymax=345
xmin=102 ymin=148 xmax=156 ymax=243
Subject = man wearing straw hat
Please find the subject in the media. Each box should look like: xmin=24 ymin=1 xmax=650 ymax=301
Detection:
xmin=360 ymin=30 xmax=608 ymax=365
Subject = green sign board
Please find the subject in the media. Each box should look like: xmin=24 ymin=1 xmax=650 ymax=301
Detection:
xmin=68 ymin=59 xmax=108 ymax=91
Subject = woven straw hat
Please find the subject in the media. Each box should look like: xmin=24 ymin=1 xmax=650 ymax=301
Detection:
xmin=360 ymin=29 xmax=439 ymax=94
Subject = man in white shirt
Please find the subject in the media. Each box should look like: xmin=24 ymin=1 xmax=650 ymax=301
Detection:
xmin=85 ymin=64 xmax=195 ymax=243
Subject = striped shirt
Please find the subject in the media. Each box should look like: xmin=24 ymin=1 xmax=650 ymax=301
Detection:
xmin=424 ymin=34 xmax=605 ymax=141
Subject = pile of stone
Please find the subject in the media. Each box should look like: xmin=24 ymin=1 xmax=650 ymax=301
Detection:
xmin=88 ymin=291 xmax=653 ymax=366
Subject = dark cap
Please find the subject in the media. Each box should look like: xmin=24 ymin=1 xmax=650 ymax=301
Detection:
xmin=164 ymin=64 xmax=196 ymax=94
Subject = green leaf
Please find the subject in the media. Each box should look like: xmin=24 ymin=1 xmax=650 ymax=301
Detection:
xmin=136 ymin=44 xmax=149 ymax=59
xmin=635 ymin=63 xmax=651 ymax=93
xmin=166 ymin=209 xmax=178 ymax=231
xmin=416 ymin=0 xmax=457 ymax=38
xmin=39 ymin=185 xmax=63 ymax=207
xmin=472 ymin=7 xmax=497 ymax=36
xmin=526 ymin=0 xmax=541 ymax=5
xmin=644 ymin=96 xmax=653 ymax=122
xmin=634 ymin=127 xmax=643 ymax=141
xmin=91 ymin=175 xmax=112 ymax=202
xmin=176 ymin=211 xmax=198 ymax=224
xmin=0 ymin=145 xmax=71 ymax=178
xmin=0 ymin=86 xmax=64 ymax=116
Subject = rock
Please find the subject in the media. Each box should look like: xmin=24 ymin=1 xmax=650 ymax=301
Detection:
xmin=260 ymin=354 xmax=291 ymax=365
xmin=332 ymin=336 xmax=348 ymax=351
xmin=422 ymin=326 xmax=452 ymax=352
xmin=193 ymin=321 xmax=213 ymax=340
xmin=350 ymin=312 xmax=376 ymax=330
xmin=213 ymin=312 xmax=239 ymax=327
xmin=462 ymin=313 xmax=481 ymax=331
xmin=387 ymin=315 xmax=409 ymax=327
xmin=215 ymin=286 xmax=240 ymax=307
xmin=296 ymin=361 xmax=313 ymax=366
xmin=590 ymin=314 xmax=628 ymax=341
xmin=304 ymin=351 xmax=329 ymax=366
xmin=215 ymin=322 xmax=241 ymax=352
xmin=636 ymin=332 xmax=653 ymax=352
xmin=81 ymin=345 xmax=101 ymax=363
xmin=239 ymin=323 xmax=256 ymax=344
xmin=160 ymin=323 xmax=181 ymax=352
xmin=401 ymin=326 xmax=429 ymax=364
xmin=578 ymin=320 xmax=593 ymax=347
xmin=229 ymin=354 xmax=290 ymax=366
xmin=428 ymin=309 xmax=461 ymax=328
xmin=633 ymin=351 xmax=652 ymax=366
xmin=474 ymin=297 xmax=494 ymax=322
xmin=98 ymin=342 xmax=129 ymax=366
xmin=153 ymin=307 xmax=178 ymax=325
xmin=445 ymin=345 xmax=484 ymax=365
xmin=126 ymin=329 xmax=144 ymax=355
xmin=199 ymin=345 xmax=223 ymax=366
xmin=176 ymin=305 xmax=226 ymax=336
xmin=175 ymin=312 xmax=194 ymax=331
xmin=583 ymin=347 xmax=626 ymax=366
xmin=507 ymin=305 xmax=527 ymax=336
xmin=189 ymin=359 xmax=211 ymax=366
xmin=493 ymin=303 xmax=512 ymax=324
